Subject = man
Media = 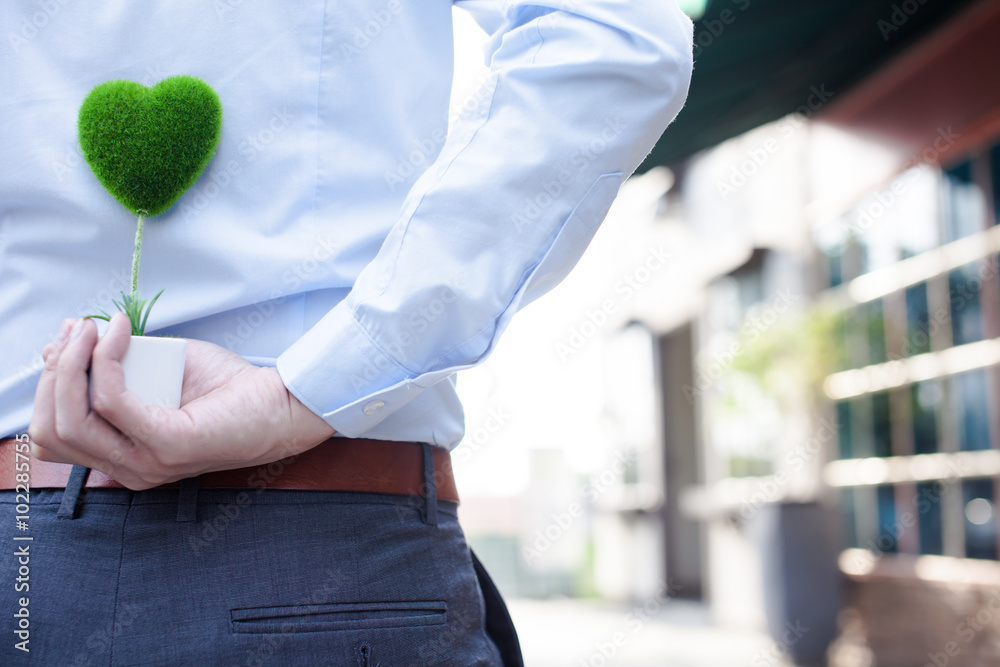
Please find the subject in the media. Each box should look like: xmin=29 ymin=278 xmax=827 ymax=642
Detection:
xmin=1 ymin=0 xmax=692 ymax=664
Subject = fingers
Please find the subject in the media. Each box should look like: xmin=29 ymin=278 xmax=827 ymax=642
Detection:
xmin=89 ymin=312 xmax=134 ymax=420
xmin=31 ymin=436 xmax=116 ymax=475
xmin=50 ymin=318 xmax=124 ymax=457
xmin=88 ymin=313 xmax=170 ymax=447
xmin=53 ymin=318 xmax=96 ymax=440
xmin=30 ymin=441 xmax=58 ymax=462
xmin=26 ymin=315 xmax=175 ymax=489
xmin=27 ymin=317 xmax=124 ymax=469
xmin=28 ymin=318 xmax=74 ymax=449
xmin=30 ymin=318 xmax=114 ymax=469
xmin=32 ymin=435 xmax=155 ymax=488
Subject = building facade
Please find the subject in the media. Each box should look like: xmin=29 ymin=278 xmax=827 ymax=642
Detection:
xmin=627 ymin=2 xmax=1000 ymax=664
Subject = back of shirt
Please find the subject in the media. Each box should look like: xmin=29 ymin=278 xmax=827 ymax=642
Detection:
xmin=1 ymin=0 xmax=693 ymax=446
xmin=1 ymin=1 xmax=461 ymax=441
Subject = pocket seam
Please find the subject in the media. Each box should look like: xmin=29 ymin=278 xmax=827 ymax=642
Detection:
xmin=230 ymin=600 xmax=448 ymax=634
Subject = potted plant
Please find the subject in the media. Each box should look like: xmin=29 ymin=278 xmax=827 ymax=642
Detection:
xmin=78 ymin=75 xmax=222 ymax=407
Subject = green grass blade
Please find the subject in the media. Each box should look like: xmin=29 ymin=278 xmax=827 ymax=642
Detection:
xmin=139 ymin=288 xmax=165 ymax=336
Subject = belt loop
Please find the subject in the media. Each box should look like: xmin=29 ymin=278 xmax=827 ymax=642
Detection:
xmin=57 ymin=465 xmax=91 ymax=520
xmin=420 ymin=443 xmax=438 ymax=527
xmin=176 ymin=476 xmax=200 ymax=523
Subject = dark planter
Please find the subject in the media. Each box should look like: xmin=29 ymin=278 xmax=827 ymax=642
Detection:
xmin=750 ymin=501 xmax=844 ymax=665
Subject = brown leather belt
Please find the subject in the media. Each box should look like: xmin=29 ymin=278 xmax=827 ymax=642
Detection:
xmin=0 ymin=437 xmax=458 ymax=503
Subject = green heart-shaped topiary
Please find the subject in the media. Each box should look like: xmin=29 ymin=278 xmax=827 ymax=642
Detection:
xmin=78 ymin=75 xmax=222 ymax=217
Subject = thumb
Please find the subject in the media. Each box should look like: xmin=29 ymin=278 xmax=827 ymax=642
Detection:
xmin=90 ymin=312 xmax=132 ymax=403
xmin=89 ymin=312 xmax=153 ymax=436
xmin=95 ymin=312 xmax=133 ymax=364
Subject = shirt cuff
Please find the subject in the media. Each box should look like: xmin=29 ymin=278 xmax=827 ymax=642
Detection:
xmin=275 ymin=303 xmax=453 ymax=437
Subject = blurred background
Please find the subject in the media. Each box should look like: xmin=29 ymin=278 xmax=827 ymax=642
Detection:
xmin=450 ymin=1 xmax=1000 ymax=665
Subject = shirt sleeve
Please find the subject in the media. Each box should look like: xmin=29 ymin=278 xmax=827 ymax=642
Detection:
xmin=275 ymin=0 xmax=694 ymax=437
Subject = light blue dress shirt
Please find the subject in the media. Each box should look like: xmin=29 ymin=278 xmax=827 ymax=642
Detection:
xmin=0 ymin=1 xmax=692 ymax=447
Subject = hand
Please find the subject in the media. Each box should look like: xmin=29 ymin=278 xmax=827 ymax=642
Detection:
xmin=28 ymin=313 xmax=337 ymax=490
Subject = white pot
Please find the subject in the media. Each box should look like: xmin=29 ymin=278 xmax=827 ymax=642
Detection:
xmin=119 ymin=335 xmax=187 ymax=408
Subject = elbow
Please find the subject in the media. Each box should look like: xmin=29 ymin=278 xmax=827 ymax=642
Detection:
xmin=639 ymin=2 xmax=695 ymax=128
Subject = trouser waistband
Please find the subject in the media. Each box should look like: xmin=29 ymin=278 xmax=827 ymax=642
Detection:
xmin=1 ymin=436 xmax=453 ymax=525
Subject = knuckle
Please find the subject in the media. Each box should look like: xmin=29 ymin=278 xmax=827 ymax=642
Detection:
xmin=41 ymin=343 xmax=57 ymax=363
xmin=149 ymin=446 xmax=180 ymax=471
xmin=27 ymin=424 xmax=45 ymax=446
xmin=90 ymin=389 xmax=112 ymax=415
xmin=108 ymin=447 xmax=128 ymax=466
xmin=53 ymin=415 xmax=77 ymax=442
xmin=122 ymin=477 xmax=155 ymax=491
xmin=30 ymin=443 xmax=53 ymax=461
xmin=91 ymin=460 xmax=116 ymax=477
xmin=91 ymin=342 xmax=113 ymax=366
xmin=43 ymin=350 xmax=61 ymax=372
xmin=134 ymin=470 xmax=169 ymax=490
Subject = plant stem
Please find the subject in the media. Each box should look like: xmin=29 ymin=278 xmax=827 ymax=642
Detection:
xmin=131 ymin=213 xmax=145 ymax=298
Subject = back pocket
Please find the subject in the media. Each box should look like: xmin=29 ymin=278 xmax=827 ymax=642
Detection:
xmin=230 ymin=600 xmax=447 ymax=634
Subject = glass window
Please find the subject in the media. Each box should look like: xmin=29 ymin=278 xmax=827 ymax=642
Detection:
xmin=872 ymin=392 xmax=892 ymax=457
xmin=895 ymin=165 xmax=941 ymax=258
xmin=859 ymin=222 xmax=898 ymax=275
xmin=917 ymin=481 xmax=944 ymax=555
xmin=949 ymin=263 xmax=984 ymax=346
xmin=963 ymin=479 xmax=997 ymax=560
xmin=832 ymin=312 xmax=853 ymax=373
xmin=836 ymin=301 xmax=886 ymax=371
xmin=876 ymin=485 xmax=898 ymax=554
xmin=734 ymin=266 xmax=764 ymax=314
xmin=836 ymin=401 xmax=852 ymax=459
xmin=865 ymin=300 xmax=886 ymax=365
xmin=942 ymin=161 xmax=987 ymax=243
xmin=814 ymin=220 xmax=849 ymax=288
xmin=825 ymin=248 xmax=843 ymax=289
xmin=842 ymin=488 xmax=858 ymax=549
xmin=842 ymin=236 xmax=866 ymax=284
xmin=952 ymin=370 xmax=991 ymax=451
xmin=911 ymin=381 xmax=940 ymax=455
xmin=904 ymin=283 xmax=931 ymax=356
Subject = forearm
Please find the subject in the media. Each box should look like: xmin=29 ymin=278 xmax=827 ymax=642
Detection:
xmin=277 ymin=0 xmax=694 ymax=436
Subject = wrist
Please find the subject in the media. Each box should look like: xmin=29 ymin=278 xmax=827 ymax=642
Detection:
xmin=263 ymin=367 xmax=337 ymax=454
